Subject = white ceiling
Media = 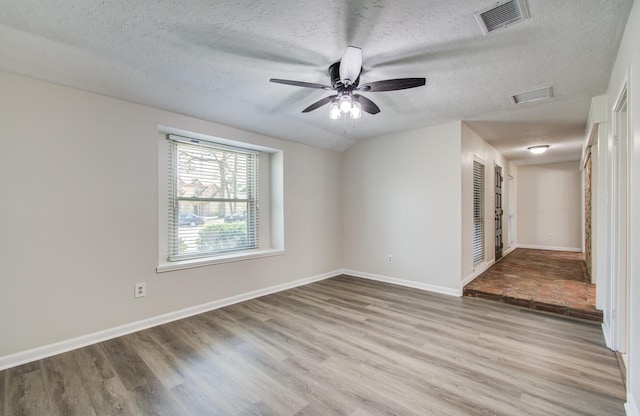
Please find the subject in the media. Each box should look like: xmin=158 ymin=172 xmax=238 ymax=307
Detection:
xmin=0 ymin=0 xmax=633 ymax=163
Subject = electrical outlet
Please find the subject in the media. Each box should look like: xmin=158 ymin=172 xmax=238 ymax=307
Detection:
xmin=388 ymin=255 xmax=393 ymax=263
xmin=134 ymin=282 xmax=146 ymax=298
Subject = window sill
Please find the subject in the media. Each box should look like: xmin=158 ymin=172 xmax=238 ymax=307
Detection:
xmin=156 ymin=248 xmax=286 ymax=273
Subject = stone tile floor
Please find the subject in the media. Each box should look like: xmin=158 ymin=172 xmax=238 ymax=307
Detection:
xmin=464 ymin=248 xmax=602 ymax=321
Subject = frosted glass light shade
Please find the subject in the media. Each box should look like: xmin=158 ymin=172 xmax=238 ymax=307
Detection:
xmin=528 ymin=145 xmax=550 ymax=154
xmin=329 ymin=102 xmax=341 ymax=119
xmin=350 ymin=101 xmax=362 ymax=119
xmin=339 ymin=95 xmax=352 ymax=113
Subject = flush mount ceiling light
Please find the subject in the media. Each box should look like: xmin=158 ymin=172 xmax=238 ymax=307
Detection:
xmin=528 ymin=145 xmax=550 ymax=154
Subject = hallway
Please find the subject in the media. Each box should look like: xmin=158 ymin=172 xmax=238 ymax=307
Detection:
xmin=463 ymin=248 xmax=601 ymax=321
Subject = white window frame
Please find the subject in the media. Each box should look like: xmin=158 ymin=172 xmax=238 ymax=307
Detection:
xmin=168 ymin=135 xmax=259 ymax=260
xmin=157 ymin=126 xmax=285 ymax=272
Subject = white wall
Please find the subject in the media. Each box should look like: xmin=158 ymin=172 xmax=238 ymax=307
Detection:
xmin=603 ymin=0 xmax=640 ymax=413
xmin=341 ymin=122 xmax=462 ymax=295
xmin=508 ymin=162 xmax=519 ymax=247
xmin=461 ymin=123 xmax=510 ymax=284
xmin=516 ymin=161 xmax=582 ymax=251
xmin=591 ymin=124 xmax=611 ymax=313
xmin=0 ymin=71 xmax=343 ymax=359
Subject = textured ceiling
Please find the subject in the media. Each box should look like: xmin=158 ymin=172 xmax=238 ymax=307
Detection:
xmin=0 ymin=0 xmax=633 ymax=163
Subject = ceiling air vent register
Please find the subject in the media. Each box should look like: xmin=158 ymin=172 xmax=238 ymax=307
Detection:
xmin=510 ymin=86 xmax=553 ymax=104
xmin=474 ymin=0 xmax=530 ymax=35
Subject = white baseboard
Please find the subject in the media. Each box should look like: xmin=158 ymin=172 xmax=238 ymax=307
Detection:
xmin=342 ymin=269 xmax=462 ymax=297
xmin=602 ymin=321 xmax=613 ymax=350
xmin=461 ymin=246 xmax=517 ymax=287
xmin=626 ymin=394 xmax=639 ymax=416
xmin=462 ymin=260 xmax=495 ymax=287
xmin=516 ymin=244 xmax=582 ymax=252
xmin=0 ymin=270 xmax=339 ymax=371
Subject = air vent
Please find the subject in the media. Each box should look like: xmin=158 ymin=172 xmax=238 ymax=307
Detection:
xmin=510 ymin=86 xmax=553 ymax=104
xmin=474 ymin=0 xmax=530 ymax=35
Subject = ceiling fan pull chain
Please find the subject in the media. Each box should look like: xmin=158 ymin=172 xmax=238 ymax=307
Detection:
xmin=343 ymin=113 xmax=348 ymax=135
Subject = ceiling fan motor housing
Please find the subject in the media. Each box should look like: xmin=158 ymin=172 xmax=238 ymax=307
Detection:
xmin=329 ymin=62 xmax=360 ymax=91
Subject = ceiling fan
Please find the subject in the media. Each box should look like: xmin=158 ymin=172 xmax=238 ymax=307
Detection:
xmin=270 ymin=46 xmax=426 ymax=119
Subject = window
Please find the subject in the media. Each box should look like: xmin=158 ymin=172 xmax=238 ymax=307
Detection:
xmin=473 ymin=159 xmax=485 ymax=265
xmin=167 ymin=135 xmax=259 ymax=261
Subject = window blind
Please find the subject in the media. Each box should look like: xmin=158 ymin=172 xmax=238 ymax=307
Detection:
xmin=473 ymin=160 xmax=485 ymax=265
xmin=167 ymin=135 xmax=259 ymax=261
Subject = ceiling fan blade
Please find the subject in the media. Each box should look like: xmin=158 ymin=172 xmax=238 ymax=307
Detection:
xmin=354 ymin=94 xmax=380 ymax=114
xmin=302 ymin=95 xmax=338 ymax=113
xmin=270 ymin=79 xmax=333 ymax=91
xmin=358 ymin=78 xmax=426 ymax=92
xmin=339 ymin=46 xmax=362 ymax=86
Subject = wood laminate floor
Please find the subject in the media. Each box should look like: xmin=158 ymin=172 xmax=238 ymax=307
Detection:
xmin=0 ymin=275 xmax=626 ymax=415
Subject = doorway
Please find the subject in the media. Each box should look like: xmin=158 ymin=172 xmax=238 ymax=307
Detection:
xmin=495 ymin=164 xmax=504 ymax=261
xmin=611 ymin=84 xmax=629 ymax=357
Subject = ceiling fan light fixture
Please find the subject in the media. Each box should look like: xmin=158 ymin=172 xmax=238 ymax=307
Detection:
xmin=350 ymin=101 xmax=362 ymax=119
xmin=329 ymin=101 xmax=341 ymax=119
xmin=339 ymin=94 xmax=352 ymax=113
xmin=528 ymin=145 xmax=550 ymax=154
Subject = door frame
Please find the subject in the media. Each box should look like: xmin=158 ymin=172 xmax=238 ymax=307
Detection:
xmin=610 ymin=78 xmax=630 ymax=357
xmin=494 ymin=163 xmax=504 ymax=261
